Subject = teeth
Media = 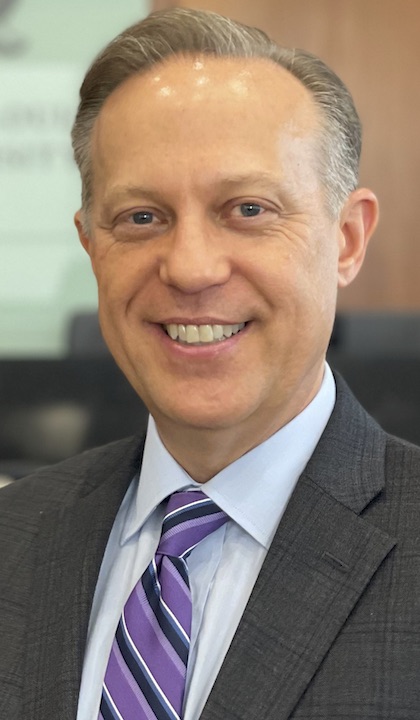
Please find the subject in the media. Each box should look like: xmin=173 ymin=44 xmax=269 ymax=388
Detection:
xmin=167 ymin=324 xmax=178 ymax=340
xmin=165 ymin=322 xmax=246 ymax=345
xmin=186 ymin=325 xmax=200 ymax=343
xmin=198 ymin=325 xmax=214 ymax=342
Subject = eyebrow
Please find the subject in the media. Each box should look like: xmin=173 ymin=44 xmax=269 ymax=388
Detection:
xmin=103 ymin=185 xmax=164 ymax=206
xmin=105 ymin=174 xmax=281 ymax=200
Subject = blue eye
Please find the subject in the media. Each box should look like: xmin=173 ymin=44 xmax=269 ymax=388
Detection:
xmin=239 ymin=203 xmax=263 ymax=217
xmin=132 ymin=211 xmax=154 ymax=224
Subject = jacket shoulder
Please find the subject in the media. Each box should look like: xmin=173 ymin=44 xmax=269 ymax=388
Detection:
xmin=0 ymin=434 xmax=144 ymax=518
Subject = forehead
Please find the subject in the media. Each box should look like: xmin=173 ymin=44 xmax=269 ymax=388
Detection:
xmin=95 ymin=54 xmax=319 ymax=142
xmin=91 ymin=55 xmax=322 ymax=201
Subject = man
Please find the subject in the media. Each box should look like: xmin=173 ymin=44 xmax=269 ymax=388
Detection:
xmin=1 ymin=7 xmax=420 ymax=720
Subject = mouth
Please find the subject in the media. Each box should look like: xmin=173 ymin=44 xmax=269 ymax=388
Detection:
xmin=163 ymin=322 xmax=246 ymax=346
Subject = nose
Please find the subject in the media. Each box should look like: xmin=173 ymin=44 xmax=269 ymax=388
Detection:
xmin=159 ymin=216 xmax=231 ymax=294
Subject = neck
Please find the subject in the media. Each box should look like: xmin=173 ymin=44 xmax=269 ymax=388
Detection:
xmin=155 ymin=427 xmax=262 ymax=484
xmin=152 ymin=365 xmax=326 ymax=482
xmin=154 ymin=407 xmax=298 ymax=483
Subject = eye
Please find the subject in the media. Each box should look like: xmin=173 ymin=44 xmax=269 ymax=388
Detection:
xmin=238 ymin=202 xmax=264 ymax=217
xmin=131 ymin=211 xmax=155 ymax=225
xmin=111 ymin=206 xmax=168 ymax=242
xmin=224 ymin=199 xmax=279 ymax=231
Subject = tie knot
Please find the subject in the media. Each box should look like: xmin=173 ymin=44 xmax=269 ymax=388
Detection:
xmin=156 ymin=490 xmax=228 ymax=560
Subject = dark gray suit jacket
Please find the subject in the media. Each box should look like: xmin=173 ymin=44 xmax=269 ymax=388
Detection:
xmin=1 ymin=375 xmax=420 ymax=719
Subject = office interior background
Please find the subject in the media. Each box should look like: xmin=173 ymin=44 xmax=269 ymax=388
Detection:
xmin=1 ymin=0 xmax=420 ymax=482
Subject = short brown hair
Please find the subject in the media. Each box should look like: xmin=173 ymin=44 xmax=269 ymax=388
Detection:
xmin=71 ymin=7 xmax=361 ymax=221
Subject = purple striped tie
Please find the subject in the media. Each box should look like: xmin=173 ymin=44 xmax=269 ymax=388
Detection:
xmin=99 ymin=490 xmax=228 ymax=720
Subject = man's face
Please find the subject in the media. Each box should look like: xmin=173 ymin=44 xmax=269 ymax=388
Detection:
xmin=77 ymin=56 xmax=369 ymax=451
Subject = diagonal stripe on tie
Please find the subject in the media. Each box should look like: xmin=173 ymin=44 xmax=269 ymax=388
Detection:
xmin=140 ymin=560 xmax=190 ymax=663
xmin=99 ymin=490 xmax=229 ymax=720
xmin=116 ymin=619 xmax=181 ymax=719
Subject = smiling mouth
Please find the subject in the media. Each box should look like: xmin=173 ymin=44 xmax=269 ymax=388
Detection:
xmin=163 ymin=322 xmax=246 ymax=345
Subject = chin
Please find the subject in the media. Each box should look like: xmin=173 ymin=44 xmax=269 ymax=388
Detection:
xmin=153 ymin=398 xmax=252 ymax=433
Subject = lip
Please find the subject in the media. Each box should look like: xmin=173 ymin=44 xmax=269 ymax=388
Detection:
xmin=157 ymin=317 xmax=247 ymax=326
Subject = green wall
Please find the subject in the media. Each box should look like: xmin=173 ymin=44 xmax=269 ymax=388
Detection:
xmin=0 ymin=0 xmax=150 ymax=356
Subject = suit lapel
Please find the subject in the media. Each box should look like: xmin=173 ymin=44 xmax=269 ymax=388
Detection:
xmin=22 ymin=436 xmax=144 ymax=720
xmin=202 ymin=376 xmax=396 ymax=720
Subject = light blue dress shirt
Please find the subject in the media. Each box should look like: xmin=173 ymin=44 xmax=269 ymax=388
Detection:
xmin=77 ymin=365 xmax=336 ymax=720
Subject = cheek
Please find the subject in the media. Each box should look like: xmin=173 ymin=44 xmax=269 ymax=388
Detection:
xmin=300 ymin=230 xmax=340 ymax=299
xmin=94 ymin=246 xmax=145 ymax=304
xmin=268 ymin=249 xmax=338 ymax=331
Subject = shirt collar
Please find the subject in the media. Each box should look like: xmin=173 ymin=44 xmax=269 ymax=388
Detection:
xmin=122 ymin=364 xmax=336 ymax=549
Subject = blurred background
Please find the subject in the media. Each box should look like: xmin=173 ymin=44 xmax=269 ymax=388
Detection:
xmin=1 ymin=0 xmax=420 ymax=484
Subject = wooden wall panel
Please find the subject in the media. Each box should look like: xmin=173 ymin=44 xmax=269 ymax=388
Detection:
xmin=151 ymin=0 xmax=420 ymax=310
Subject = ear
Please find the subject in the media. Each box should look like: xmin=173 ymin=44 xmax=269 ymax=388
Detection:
xmin=337 ymin=188 xmax=379 ymax=288
xmin=74 ymin=209 xmax=92 ymax=255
